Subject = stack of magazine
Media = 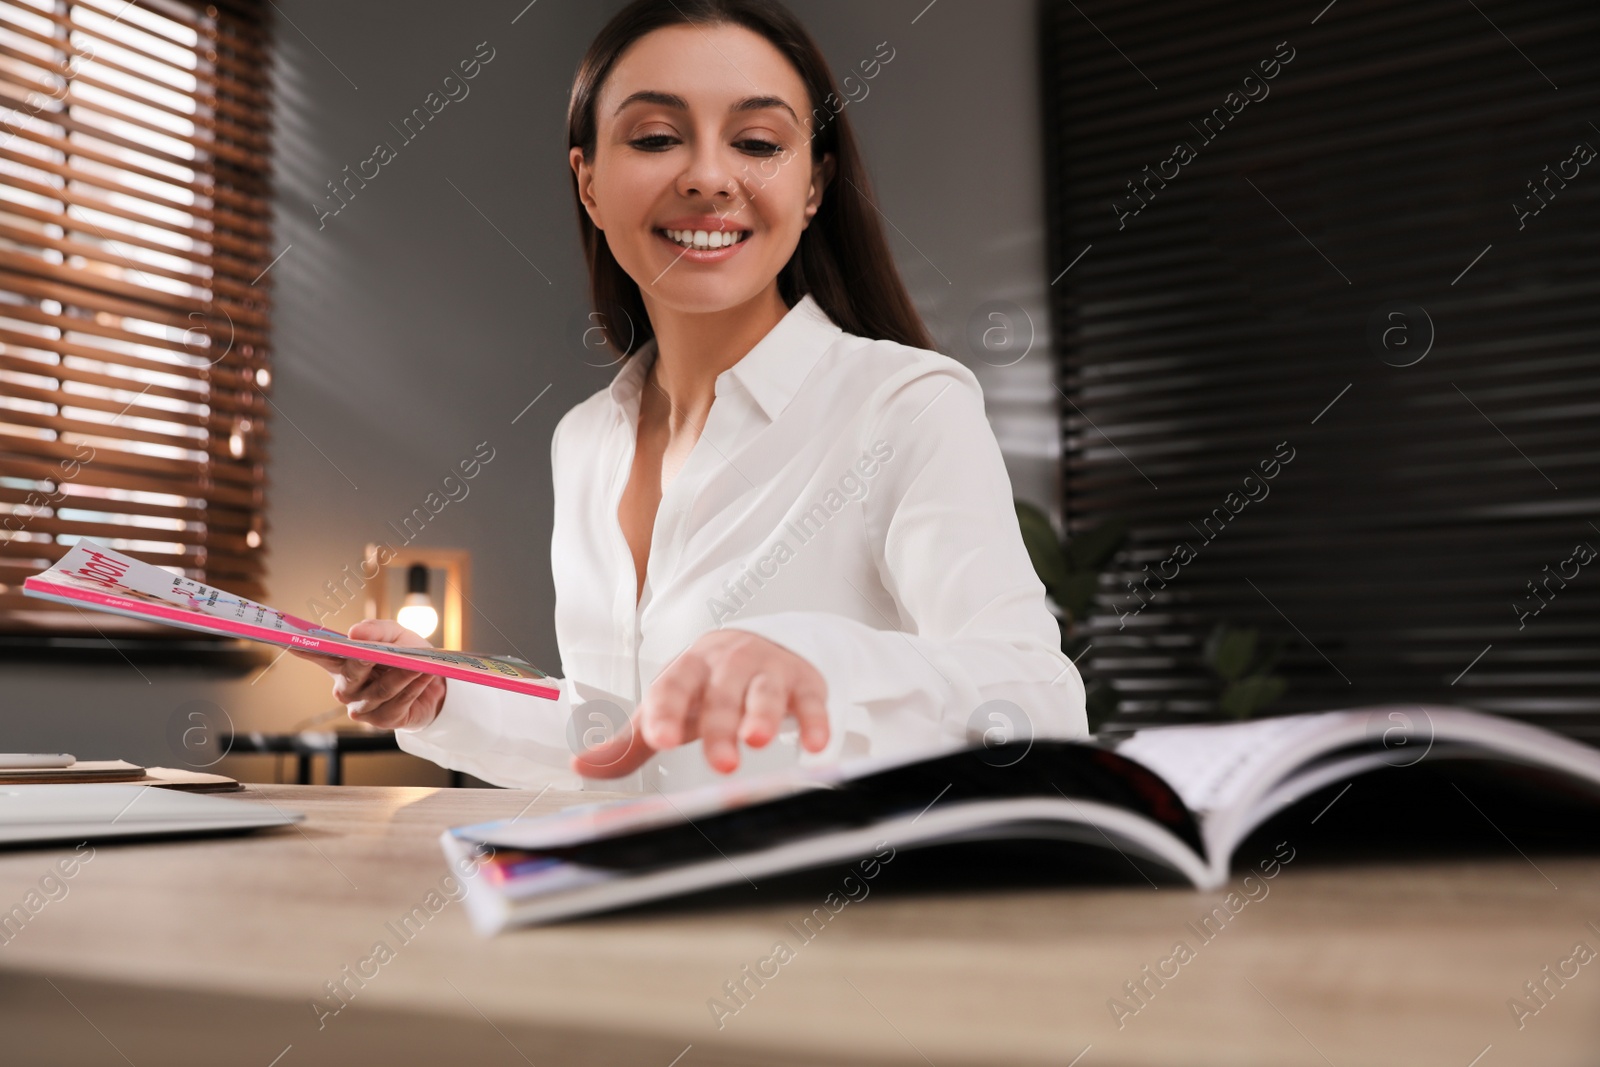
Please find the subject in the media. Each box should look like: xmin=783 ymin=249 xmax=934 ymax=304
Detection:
xmin=442 ymin=706 xmax=1600 ymax=934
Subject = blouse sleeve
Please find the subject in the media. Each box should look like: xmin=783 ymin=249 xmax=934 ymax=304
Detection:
xmin=717 ymin=360 xmax=1087 ymax=758
xmin=394 ymin=674 xmax=638 ymax=791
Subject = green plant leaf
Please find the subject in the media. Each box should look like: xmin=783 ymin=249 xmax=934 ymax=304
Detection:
xmin=1204 ymin=624 xmax=1258 ymax=682
xmin=1256 ymin=632 xmax=1290 ymax=673
xmin=1219 ymin=674 xmax=1288 ymax=720
xmin=1063 ymin=517 xmax=1128 ymax=573
xmin=1058 ymin=572 xmax=1102 ymax=625
xmin=1014 ymin=500 xmax=1068 ymax=602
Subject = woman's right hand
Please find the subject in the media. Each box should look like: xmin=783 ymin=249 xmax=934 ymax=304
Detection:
xmin=289 ymin=619 xmax=446 ymax=731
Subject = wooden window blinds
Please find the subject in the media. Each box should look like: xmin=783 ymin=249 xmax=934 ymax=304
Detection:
xmin=0 ymin=0 xmax=271 ymax=637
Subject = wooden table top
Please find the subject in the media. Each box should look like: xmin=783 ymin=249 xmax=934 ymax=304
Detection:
xmin=0 ymin=783 xmax=1595 ymax=1066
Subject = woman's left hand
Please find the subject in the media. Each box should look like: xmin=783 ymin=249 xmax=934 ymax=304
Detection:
xmin=570 ymin=630 xmax=830 ymax=778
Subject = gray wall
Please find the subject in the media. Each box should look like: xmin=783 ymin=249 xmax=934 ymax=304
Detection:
xmin=0 ymin=0 xmax=1059 ymax=774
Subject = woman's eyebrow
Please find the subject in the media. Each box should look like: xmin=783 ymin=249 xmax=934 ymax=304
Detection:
xmin=613 ymin=89 xmax=800 ymax=124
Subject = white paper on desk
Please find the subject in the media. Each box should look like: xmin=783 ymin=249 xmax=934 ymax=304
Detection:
xmin=451 ymin=767 xmax=841 ymax=850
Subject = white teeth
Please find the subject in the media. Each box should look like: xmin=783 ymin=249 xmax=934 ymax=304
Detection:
xmin=663 ymin=228 xmax=748 ymax=250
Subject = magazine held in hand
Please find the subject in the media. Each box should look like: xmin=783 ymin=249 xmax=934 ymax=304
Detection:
xmin=443 ymin=706 xmax=1600 ymax=934
xmin=22 ymin=541 xmax=559 ymax=699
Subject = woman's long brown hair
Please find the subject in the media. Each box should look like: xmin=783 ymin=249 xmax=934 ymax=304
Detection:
xmin=567 ymin=0 xmax=935 ymax=359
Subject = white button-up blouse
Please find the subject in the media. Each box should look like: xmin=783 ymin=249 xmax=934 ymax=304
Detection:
xmin=396 ymin=292 xmax=1087 ymax=793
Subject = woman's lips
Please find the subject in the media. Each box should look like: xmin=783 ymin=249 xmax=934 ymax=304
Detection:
xmin=654 ymin=228 xmax=751 ymax=262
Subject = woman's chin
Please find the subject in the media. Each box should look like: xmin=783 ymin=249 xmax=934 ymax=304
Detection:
xmin=645 ymin=278 xmax=771 ymax=315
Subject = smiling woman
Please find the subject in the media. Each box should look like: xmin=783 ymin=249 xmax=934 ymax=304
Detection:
xmin=564 ymin=2 xmax=932 ymax=355
xmin=298 ymin=0 xmax=1087 ymax=794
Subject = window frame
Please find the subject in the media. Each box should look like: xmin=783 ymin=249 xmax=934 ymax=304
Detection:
xmin=0 ymin=0 xmax=273 ymax=655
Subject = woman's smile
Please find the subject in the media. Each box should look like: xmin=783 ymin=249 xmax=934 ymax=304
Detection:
xmin=654 ymin=214 xmax=754 ymax=261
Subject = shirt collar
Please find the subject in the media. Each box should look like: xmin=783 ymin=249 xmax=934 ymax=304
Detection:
xmin=607 ymin=293 xmax=843 ymax=425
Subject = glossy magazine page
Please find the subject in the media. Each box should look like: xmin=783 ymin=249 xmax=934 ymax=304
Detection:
xmin=22 ymin=541 xmax=560 ymax=699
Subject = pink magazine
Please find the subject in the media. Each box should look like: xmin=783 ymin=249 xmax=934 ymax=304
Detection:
xmin=22 ymin=541 xmax=561 ymax=700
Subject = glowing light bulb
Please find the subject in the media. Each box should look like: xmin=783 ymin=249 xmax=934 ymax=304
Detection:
xmin=397 ymin=597 xmax=438 ymax=639
xmin=396 ymin=563 xmax=438 ymax=639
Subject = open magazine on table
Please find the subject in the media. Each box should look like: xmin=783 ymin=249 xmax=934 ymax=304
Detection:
xmin=22 ymin=541 xmax=560 ymax=699
xmin=441 ymin=705 xmax=1600 ymax=933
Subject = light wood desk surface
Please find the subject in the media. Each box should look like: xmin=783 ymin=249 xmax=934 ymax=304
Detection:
xmin=0 ymin=783 xmax=1595 ymax=1066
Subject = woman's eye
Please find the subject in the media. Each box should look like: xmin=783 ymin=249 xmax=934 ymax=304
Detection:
xmin=630 ymin=134 xmax=678 ymax=151
xmin=627 ymin=135 xmax=782 ymax=156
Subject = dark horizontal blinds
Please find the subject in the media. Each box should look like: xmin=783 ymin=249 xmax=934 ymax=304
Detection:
xmin=0 ymin=0 xmax=272 ymax=634
xmin=1041 ymin=0 xmax=1600 ymax=738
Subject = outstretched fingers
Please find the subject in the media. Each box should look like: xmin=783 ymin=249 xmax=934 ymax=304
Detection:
xmin=737 ymin=672 xmax=789 ymax=749
xmin=640 ymin=655 xmax=711 ymax=750
xmin=698 ymin=656 xmax=765 ymax=772
xmin=791 ymin=675 xmax=830 ymax=753
xmin=582 ymin=632 xmax=833 ymax=778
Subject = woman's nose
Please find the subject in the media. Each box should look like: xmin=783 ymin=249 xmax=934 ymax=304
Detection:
xmin=676 ymin=141 xmax=739 ymax=200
